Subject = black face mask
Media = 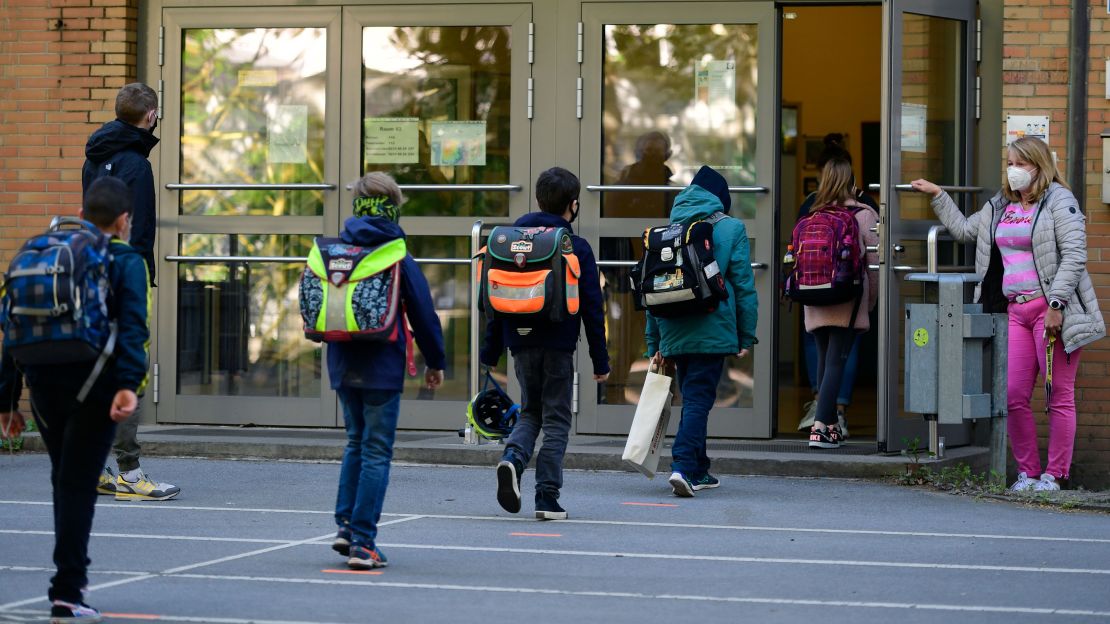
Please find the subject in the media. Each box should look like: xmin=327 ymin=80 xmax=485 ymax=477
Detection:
xmin=568 ymin=200 xmax=579 ymax=223
xmin=148 ymin=116 xmax=158 ymax=135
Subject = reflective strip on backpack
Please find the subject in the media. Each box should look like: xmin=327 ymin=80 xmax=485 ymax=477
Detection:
xmin=9 ymin=305 xmax=68 ymax=317
xmin=487 ymin=268 xmax=550 ymax=314
xmin=644 ymin=290 xmax=696 ymax=305
xmin=351 ymin=239 xmax=406 ymax=281
xmin=564 ymin=253 xmax=581 ymax=315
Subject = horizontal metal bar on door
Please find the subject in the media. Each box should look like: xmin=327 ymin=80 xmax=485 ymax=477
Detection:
xmin=596 ymin=260 xmax=768 ymax=270
xmin=586 ymin=185 xmax=769 ymax=193
xmin=867 ymin=184 xmax=984 ymax=193
xmin=867 ymin=264 xmax=972 ymax=272
xmin=340 ymin=183 xmax=523 ymax=192
xmin=165 ymin=255 xmax=471 ymax=266
xmin=165 ymin=183 xmax=337 ymax=191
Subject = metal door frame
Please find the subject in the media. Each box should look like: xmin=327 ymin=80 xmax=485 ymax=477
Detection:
xmin=878 ymin=0 xmax=977 ymax=452
xmin=575 ymin=1 xmax=777 ymax=437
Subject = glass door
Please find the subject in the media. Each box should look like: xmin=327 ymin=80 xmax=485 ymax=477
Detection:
xmin=340 ymin=5 xmax=533 ymax=429
xmin=577 ymin=2 xmax=776 ymax=437
xmin=878 ymin=0 xmax=977 ymax=452
xmin=159 ymin=7 xmax=342 ymax=426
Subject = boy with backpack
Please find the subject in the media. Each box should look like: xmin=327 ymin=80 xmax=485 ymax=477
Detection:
xmin=644 ymin=165 xmax=758 ymax=497
xmin=481 ymin=167 xmax=610 ymax=520
xmin=783 ymin=157 xmax=878 ymax=449
xmin=0 ymin=177 xmax=151 ymax=623
xmin=311 ymin=172 xmax=446 ymax=569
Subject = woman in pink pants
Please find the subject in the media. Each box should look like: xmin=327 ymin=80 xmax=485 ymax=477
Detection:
xmin=912 ymin=137 xmax=1105 ymax=492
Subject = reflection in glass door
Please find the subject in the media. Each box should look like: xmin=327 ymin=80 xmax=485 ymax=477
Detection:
xmin=879 ymin=0 xmax=976 ymax=452
xmin=341 ymin=6 xmax=532 ymax=428
xmin=160 ymin=9 xmax=341 ymax=426
xmin=578 ymin=3 xmax=776 ymax=437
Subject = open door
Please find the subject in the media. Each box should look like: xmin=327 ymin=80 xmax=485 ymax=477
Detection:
xmin=878 ymin=0 xmax=978 ymax=453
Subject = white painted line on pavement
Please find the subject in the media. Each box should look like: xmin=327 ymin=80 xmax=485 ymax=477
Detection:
xmin=376 ymin=542 xmax=1110 ymax=576
xmin=0 ymin=609 xmax=352 ymax=624
xmin=0 ymin=529 xmax=293 ymax=545
xmin=0 ymin=566 xmax=148 ymax=576
xmin=158 ymin=572 xmax=1110 ymax=618
xmin=4 ymin=499 xmax=1109 ymax=545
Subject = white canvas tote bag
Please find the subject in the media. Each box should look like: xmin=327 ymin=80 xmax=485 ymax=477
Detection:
xmin=621 ymin=360 xmax=673 ymax=478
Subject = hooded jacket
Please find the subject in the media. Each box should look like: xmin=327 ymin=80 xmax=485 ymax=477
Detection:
xmin=645 ymin=185 xmax=759 ymax=357
xmin=931 ymin=183 xmax=1105 ymax=354
xmin=0 ymin=239 xmax=151 ymax=410
xmin=83 ymin=119 xmax=159 ymax=285
xmin=325 ymin=216 xmax=447 ymax=392
xmin=480 ymin=211 xmax=610 ymax=376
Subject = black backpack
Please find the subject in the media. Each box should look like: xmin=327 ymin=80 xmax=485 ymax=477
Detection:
xmin=631 ymin=215 xmax=728 ymax=318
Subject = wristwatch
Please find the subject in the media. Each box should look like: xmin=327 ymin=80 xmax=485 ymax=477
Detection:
xmin=1048 ymin=299 xmax=1065 ymax=310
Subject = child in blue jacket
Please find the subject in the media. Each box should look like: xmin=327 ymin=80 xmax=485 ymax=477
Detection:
xmin=0 ymin=177 xmax=151 ymax=623
xmin=328 ymin=172 xmax=447 ymax=569
xmin=481 ymin=167 xmax=610 ymax=520
xmin=646 ymin=165 xmax=758 ymax=497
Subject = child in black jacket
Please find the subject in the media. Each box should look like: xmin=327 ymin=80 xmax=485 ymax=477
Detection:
xmin=481 ymin=167 xmax=610 ymax=520
xmin=0 ymin=177 xmax=151 ymax=623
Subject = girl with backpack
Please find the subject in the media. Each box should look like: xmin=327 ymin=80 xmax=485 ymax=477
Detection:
xmin=796 ymin=157 xmax=879 ymax=449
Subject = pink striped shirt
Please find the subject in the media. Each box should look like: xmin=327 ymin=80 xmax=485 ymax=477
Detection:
xmin=996 ymin=202 xmax=1041 ymax=301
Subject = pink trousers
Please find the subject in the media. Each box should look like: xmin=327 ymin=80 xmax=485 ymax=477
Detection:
xmin=1007 ymin=297 xmax=1082 ymax=480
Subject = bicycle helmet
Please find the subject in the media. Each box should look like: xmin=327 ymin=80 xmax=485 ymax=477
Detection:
xmin=467 ymin=372 xmax=520 ymax=440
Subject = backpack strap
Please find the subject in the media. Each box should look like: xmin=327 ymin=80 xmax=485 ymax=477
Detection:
xmin=77 ymin=321 xmax=117 ymax=403
xmin=704 ymin=211 xmax=728 ymax=225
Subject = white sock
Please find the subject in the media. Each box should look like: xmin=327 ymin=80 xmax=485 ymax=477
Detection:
xmin=121 ymin=469 xmax=142 ymax=483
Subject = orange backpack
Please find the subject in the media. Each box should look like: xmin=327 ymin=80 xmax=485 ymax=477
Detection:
xmin=479 ymin=226 xmax=581 ymax=323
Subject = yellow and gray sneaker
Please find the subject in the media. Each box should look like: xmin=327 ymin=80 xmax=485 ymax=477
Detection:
xmin=115 ymin=469 xmax=180 ymax=501
xmin=96 ymin=467 xmax=116 ymax=496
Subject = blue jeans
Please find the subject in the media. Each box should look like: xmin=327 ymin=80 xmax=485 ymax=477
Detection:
xmin=804 ymin=330 xmax=860 ymax=405
xmin=504 ymin=348 xmax=574 ymax=499
xmin=669 ymin=355 xmax=725 ymax=478
xmin=335 ymin=388 xmax=400 ymax=547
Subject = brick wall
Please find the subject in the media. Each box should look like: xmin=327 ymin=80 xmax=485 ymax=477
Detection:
xmin=0 ymin=0 xmax=140 ymax=263
xmin=1003 ymin=0 xmax=1110 ymax=488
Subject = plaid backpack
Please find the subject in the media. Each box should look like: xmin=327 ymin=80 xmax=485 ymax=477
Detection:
xmin=479 ymin=226 xmax=581 ymax=323
xmin=783 ymin=204 xmax=863 ymax=306
xmin=0 ymin=218 xmax=117 ymax=401
xmin=299 ymin=237 xmax=407 ymax=343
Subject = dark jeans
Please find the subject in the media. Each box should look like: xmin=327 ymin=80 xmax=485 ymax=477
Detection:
xmin=669 ymin=355 xmax=725 ymax=478
xmin=112 ymin=401 xmax=141 ymax=472
xmin=813 ymin=327 xmax=857 ymax=427
xmin=335 ymin=388 xmax=400 ymax=547
xmin=504 ymin=348 xmax=574 ymax=499
xmin=804 ymin=331 xmax=861 ymax=406
xmin=30 ymin=386 xmax=117 ymax=603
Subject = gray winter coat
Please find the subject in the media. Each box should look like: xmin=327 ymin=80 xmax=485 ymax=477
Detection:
xmin=930 ymin=183 xmax=1105 ymax=354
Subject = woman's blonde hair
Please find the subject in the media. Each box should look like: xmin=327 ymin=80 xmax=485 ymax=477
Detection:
xmin=1002 ymin=137 xmax=1068 ymax=203
xmin=811 ymin=157 xmax=855 ymax=210
xmin=351 ymin=171 xmax=405 ymax=207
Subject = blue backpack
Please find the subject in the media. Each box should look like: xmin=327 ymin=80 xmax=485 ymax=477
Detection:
xmin=1 ymin=217 xmax=118 ymax=401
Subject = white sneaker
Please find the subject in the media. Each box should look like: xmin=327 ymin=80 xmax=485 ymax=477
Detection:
xmin=797 ymin=400 xmax=816 ymax=430
xmin=1009 ymin=472 xmax=1037 ymax=492
xmin=836 ymin=409 xmax=849 ymax=440
xmin=1033 ymin=473 xmax=1060 ymax=492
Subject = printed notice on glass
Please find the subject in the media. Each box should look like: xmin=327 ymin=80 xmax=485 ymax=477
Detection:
xmin=239 ymin=69 xmax=278 ymax=88
xmin=695 ymin=60 xmax=737 ymax=124
xmin=430 ymin=121 xmax=486 ymax=166
xmin=363 ymin=117 xmax=419 ymax=164
xmin=1006 ymin=115 xmax=1049 ymax=146
xmin=268 ymin=104 xmax=308 ymax=164
xmin=900 ymin=102 xmax=927 ymax=153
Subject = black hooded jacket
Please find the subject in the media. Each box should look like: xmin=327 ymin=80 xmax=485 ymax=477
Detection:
xmin=82 ymin=119 xmax=159 ymax=285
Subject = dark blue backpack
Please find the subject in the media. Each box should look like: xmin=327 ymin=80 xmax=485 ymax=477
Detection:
xmin=1 ymin=217 xmax=118 ymax=401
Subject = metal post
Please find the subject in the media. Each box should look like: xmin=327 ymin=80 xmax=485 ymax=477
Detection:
xmin=464 ymin=219 xmax=484 ymax=444
xmin=990 ymin=313 xmax=1009 ymax=483
xmin=927 ymin=224 xmax=947 ymax=274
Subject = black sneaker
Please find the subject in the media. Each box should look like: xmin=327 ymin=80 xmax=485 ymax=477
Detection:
xmin=50 ymin=599 xmax=102 ymax=623
xmin=668 ymin=471 xmax=695 ymax=497
xmin=691 ymin=473 xmax=720 ymax=491
xmin=331 ymin=525 xmax=352 ymax=557
xmin=535 ymin=492 xmax=567 ymax=520
xmin=808 ymin=425 xmax=841 ymax=449
xmin=496 ymin=456 xmax=523 ymax=513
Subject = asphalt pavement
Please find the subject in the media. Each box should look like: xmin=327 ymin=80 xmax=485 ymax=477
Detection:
xmin=2 ymin=454 xmax=1109 ymax=624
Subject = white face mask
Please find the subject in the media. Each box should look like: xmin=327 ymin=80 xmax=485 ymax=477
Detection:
xmin=1007 ymin=166 xmax=1034 ymax=192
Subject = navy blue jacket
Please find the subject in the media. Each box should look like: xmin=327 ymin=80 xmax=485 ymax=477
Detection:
xmin=480 ymin=212 xmax=610 ymax=376
xmin=325 ymin=217 xmax=447 ymax=392
xmin=83 ymin=119 xmax=159 ymax=285
xmin=0 ymin=239 xmax=152 ymax=410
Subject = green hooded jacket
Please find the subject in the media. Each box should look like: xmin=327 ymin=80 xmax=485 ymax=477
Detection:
xmin=644 ymin=185 xmax=758 ymax=356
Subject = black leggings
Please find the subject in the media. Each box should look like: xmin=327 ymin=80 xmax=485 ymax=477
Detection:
xmin=812 ymin=326 xmax=856 ymax=428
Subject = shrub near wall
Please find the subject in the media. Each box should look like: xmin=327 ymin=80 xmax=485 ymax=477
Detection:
xmin=0 ymin=0 xmax=140 ymax=411
xmin=1003 ymin=0 xmax=1110 ymax=489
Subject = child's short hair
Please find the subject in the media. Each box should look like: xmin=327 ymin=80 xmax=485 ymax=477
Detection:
xmin=115 ymin=83 xmax=158 ymax=125
xmin=83 ymin=177 xmax=133 ymax=229
xmin=536 ymin=167 xmax=580 ymax=215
